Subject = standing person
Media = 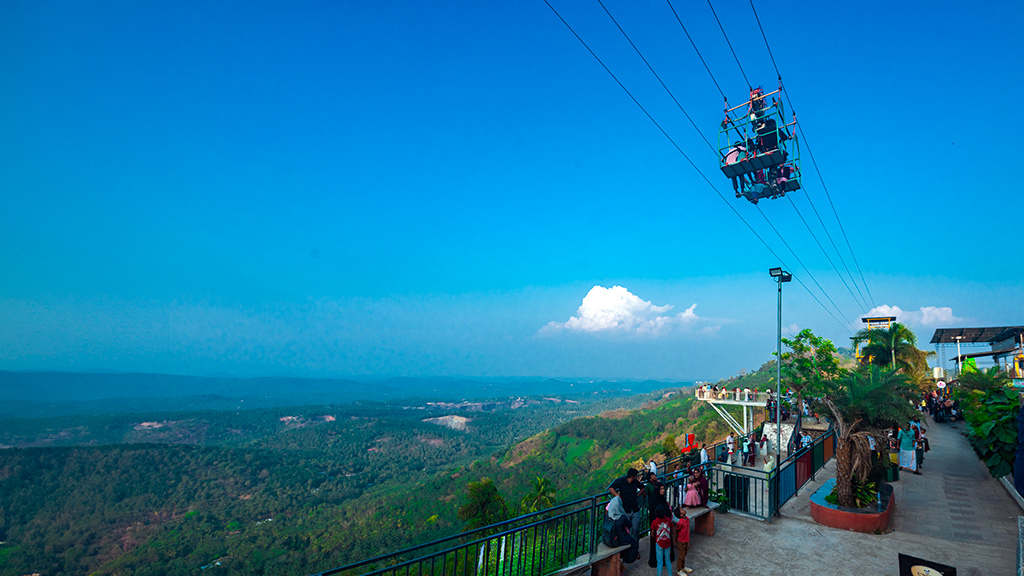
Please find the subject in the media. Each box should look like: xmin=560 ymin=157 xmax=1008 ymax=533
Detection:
xmin=608 ymin=468 xmax=642 ymax=532
xmin=726 ymin=433 xmax=735 ymax=463
xmin=897 ymin=424 xmax=920 ymax=475
xmin=801 ymin=432 xmax=812 ymax=450
xmin=673 ymin=506 xmax=693 ymax=574
xmin=651 ymin=505 xmax=673 ymax=576
xmin=699 ymin=444 xmax=709 ymax=465
xmin=646 ymin=473 xmax=667 ymax=568
xmin=643 ymin=471 xmax=667 ymax=510
xmin=693 ymin=466 xmax=709 ymax=506
xmin=740 ymin=435 xmax=751 ymax=467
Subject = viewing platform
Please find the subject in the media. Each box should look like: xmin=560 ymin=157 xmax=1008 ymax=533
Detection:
xmin=695 ymin=387 xmax=773 ymax=406
xmin=694 ymin=387 xmax=780 ymax=437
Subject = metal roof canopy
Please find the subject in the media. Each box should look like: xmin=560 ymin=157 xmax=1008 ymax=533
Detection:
xmin=950 ymin=350 xmax=1009 ymax=363
xmin=930 ymin=326 xmax=1023 ymax=344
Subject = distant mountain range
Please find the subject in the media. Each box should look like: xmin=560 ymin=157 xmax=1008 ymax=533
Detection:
xmin=0 ymin=371 xmax=691 ymax=417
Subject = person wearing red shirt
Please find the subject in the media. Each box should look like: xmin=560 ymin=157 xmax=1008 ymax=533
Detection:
xmin=650 ymin=505 xmax=673 ymax=576
xmin=673 ymin=506 xmax=693 ymax=574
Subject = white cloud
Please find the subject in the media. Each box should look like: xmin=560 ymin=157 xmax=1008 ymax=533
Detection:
xmin=541 ymin=285 xmax=700 ymax=336
xmin=864 ymin=304 xmax=960 ymax=327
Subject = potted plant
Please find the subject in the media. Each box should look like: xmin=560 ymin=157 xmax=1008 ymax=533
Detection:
xmin=809 ymin=366 xmax=917 ymax=532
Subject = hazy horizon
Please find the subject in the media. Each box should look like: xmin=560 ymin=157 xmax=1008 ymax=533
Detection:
xmin=2 ymin=1 xmax=1020 ymax=381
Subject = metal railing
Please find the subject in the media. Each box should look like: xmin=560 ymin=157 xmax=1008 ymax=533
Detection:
xmin=695 ymin=388 xmax=773 ymax=403
xmin=771 ymin=428 xmax=836 ymax=515
xmin=315 ymin=429 xmax=838 ymax=576
xmin=314 ymin=495 xmax=608 ymax=576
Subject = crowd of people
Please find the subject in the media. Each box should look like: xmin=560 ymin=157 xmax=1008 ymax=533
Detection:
xmin=604 ymin=465 xmax=710 ymax=574
xmin=890 ymin=415 xmax=929 ymax=475
xmin=922 ymin=390 xmax=961 ymax=423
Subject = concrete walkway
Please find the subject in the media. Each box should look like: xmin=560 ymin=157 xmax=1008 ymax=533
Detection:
xmin=624 ymin=413 xmax=1020 ymax=576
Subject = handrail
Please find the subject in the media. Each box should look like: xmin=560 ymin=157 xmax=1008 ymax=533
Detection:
xmin=318 ymin=494 xmax=605 ymax=575
xmin=318 ymin=501 xmax=602 ymax=576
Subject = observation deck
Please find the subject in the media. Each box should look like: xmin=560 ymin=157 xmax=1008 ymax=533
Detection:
xmin=694 ymin=387 xmax=793 ymax=448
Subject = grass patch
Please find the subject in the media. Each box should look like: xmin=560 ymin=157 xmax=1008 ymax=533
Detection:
xmin=557 ymin=436 xmax=596 ymax=462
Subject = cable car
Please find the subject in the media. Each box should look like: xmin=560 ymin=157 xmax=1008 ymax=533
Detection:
xmin=718 ymin=85 xmax=801 ymax=204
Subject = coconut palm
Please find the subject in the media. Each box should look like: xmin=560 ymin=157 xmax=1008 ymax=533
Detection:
xmin=458 ymin=478 xmax=510 ymax=530
xmin=817 ymin=366 xmax=917 ymax=508
xmin=520 ymin=476 xmax=556 ymax=513
xmin=851 ymin=322 xmax=925 ymax=373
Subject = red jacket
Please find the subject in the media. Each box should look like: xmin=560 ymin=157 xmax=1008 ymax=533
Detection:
xmin=675 ymin=515 xmax=690 ymax=543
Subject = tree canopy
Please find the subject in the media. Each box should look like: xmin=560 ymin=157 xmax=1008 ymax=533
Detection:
xmin=520 ymin=477 xmax=556 ymax=514
xmin=851 ymin=322 xmax=926 ymax=373
xmin=457 ymin=478 xmax=509 ymax=531
xmin=781 ymin=328 xmax=842 ymax=402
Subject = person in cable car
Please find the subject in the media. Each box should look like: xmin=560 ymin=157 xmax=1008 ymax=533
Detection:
xmin=738 ymin=169 xmax=771 ymax=204
xmin=748 ymin=86 xmax=766 ymax=123
xmin=754 ymin=115 xmax=789 ymax=155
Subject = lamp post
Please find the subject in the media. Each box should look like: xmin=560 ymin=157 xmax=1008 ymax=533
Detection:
xmin=953 ymin=335 xmax=963 ymax=378
xmin=769 ymin=267 xmax=791 ymax=516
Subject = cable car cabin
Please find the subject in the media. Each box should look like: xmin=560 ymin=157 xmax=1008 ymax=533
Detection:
xmin=718 ymin=86 xmax=801 ymax=204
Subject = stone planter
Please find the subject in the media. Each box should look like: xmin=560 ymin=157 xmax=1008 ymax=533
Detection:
xmin=810 ymin=478 xmax=894 ymax=534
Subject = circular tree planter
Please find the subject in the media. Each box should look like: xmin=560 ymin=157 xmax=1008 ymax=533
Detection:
xmin=810 ymin=478 xmax=894 ymax=533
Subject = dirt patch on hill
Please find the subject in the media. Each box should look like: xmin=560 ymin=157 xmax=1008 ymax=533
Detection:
xmin=501 ymin=432 xmax=548 ymax=468
xmin=598 ymin=409 xmax=632 ymax=420
xmin=417 ymin=435 xmax=445 ymax=448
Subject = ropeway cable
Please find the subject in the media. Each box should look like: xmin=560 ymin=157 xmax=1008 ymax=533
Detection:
xmin=748 ymin=0 xmax=875 ymax=308
xmin=706 ymin=0 xmax=750 ymax=89
xmin=665 ymin=0 xmax=726 ymax=102
xmin=543 ymin=0 xmax=852 ymax=334
xmin=597 ymin=0 xmax=715 ymax=154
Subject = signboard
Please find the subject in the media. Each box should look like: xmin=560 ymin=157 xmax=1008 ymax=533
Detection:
xmin=898 ymin=553 xmax=956 ymax=576
xmin=936 ymin=380 xmax=946 ymax=389
xmin=680 ymin=433 xmax=698 ymax=452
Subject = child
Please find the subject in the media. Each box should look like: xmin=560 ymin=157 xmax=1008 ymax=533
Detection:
xmin=673 ymin=505 xmax=693 ymax=574
xmin=650 ymin=505 xmax=673 ymax=576
xmin=683 ymin=474 xmax=701 ymax=507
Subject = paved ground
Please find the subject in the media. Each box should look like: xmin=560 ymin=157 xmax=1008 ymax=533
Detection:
xmin=623 ymin=413 xmax=1021 ymax=576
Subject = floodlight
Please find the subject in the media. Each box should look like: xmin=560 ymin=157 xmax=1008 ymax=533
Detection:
xmin=769 ymin=267 xmax=783 ymax=277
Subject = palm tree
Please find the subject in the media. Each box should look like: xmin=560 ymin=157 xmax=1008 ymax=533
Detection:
xmin=520 ymin=476 xmax=556 ymax=514
xmin=817 ymin=366 xmax=917 ymax=508
xmin=852 ymin=322 xmax=924 ymax=373
xmin=458 ymin=478 xmax=510 ymax=531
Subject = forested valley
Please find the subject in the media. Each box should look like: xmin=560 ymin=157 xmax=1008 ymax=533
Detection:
xmin=0 ymin=375 xmax=742 ymax=576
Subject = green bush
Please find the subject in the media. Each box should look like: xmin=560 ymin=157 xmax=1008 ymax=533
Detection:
xmin=962 ymin=386 xmax=1019 ymax=478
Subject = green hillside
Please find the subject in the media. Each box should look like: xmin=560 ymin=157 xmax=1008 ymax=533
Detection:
xmin=0 ymin=388 xmax=683 ymax=576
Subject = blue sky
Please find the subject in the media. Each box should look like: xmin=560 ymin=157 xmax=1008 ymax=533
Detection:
xmin=2 ymin=0 xmax=1021 ymax=381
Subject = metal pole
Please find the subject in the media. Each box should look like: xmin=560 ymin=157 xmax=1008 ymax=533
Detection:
xmin=956 ymin=337 xmax=962 ymax=378
xmin=775 ymin=276 xmax=782 ymax=516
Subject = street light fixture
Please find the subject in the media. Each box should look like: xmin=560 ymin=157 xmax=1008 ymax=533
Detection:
xmin=770 ymin=267 xmax=791 ymax=516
